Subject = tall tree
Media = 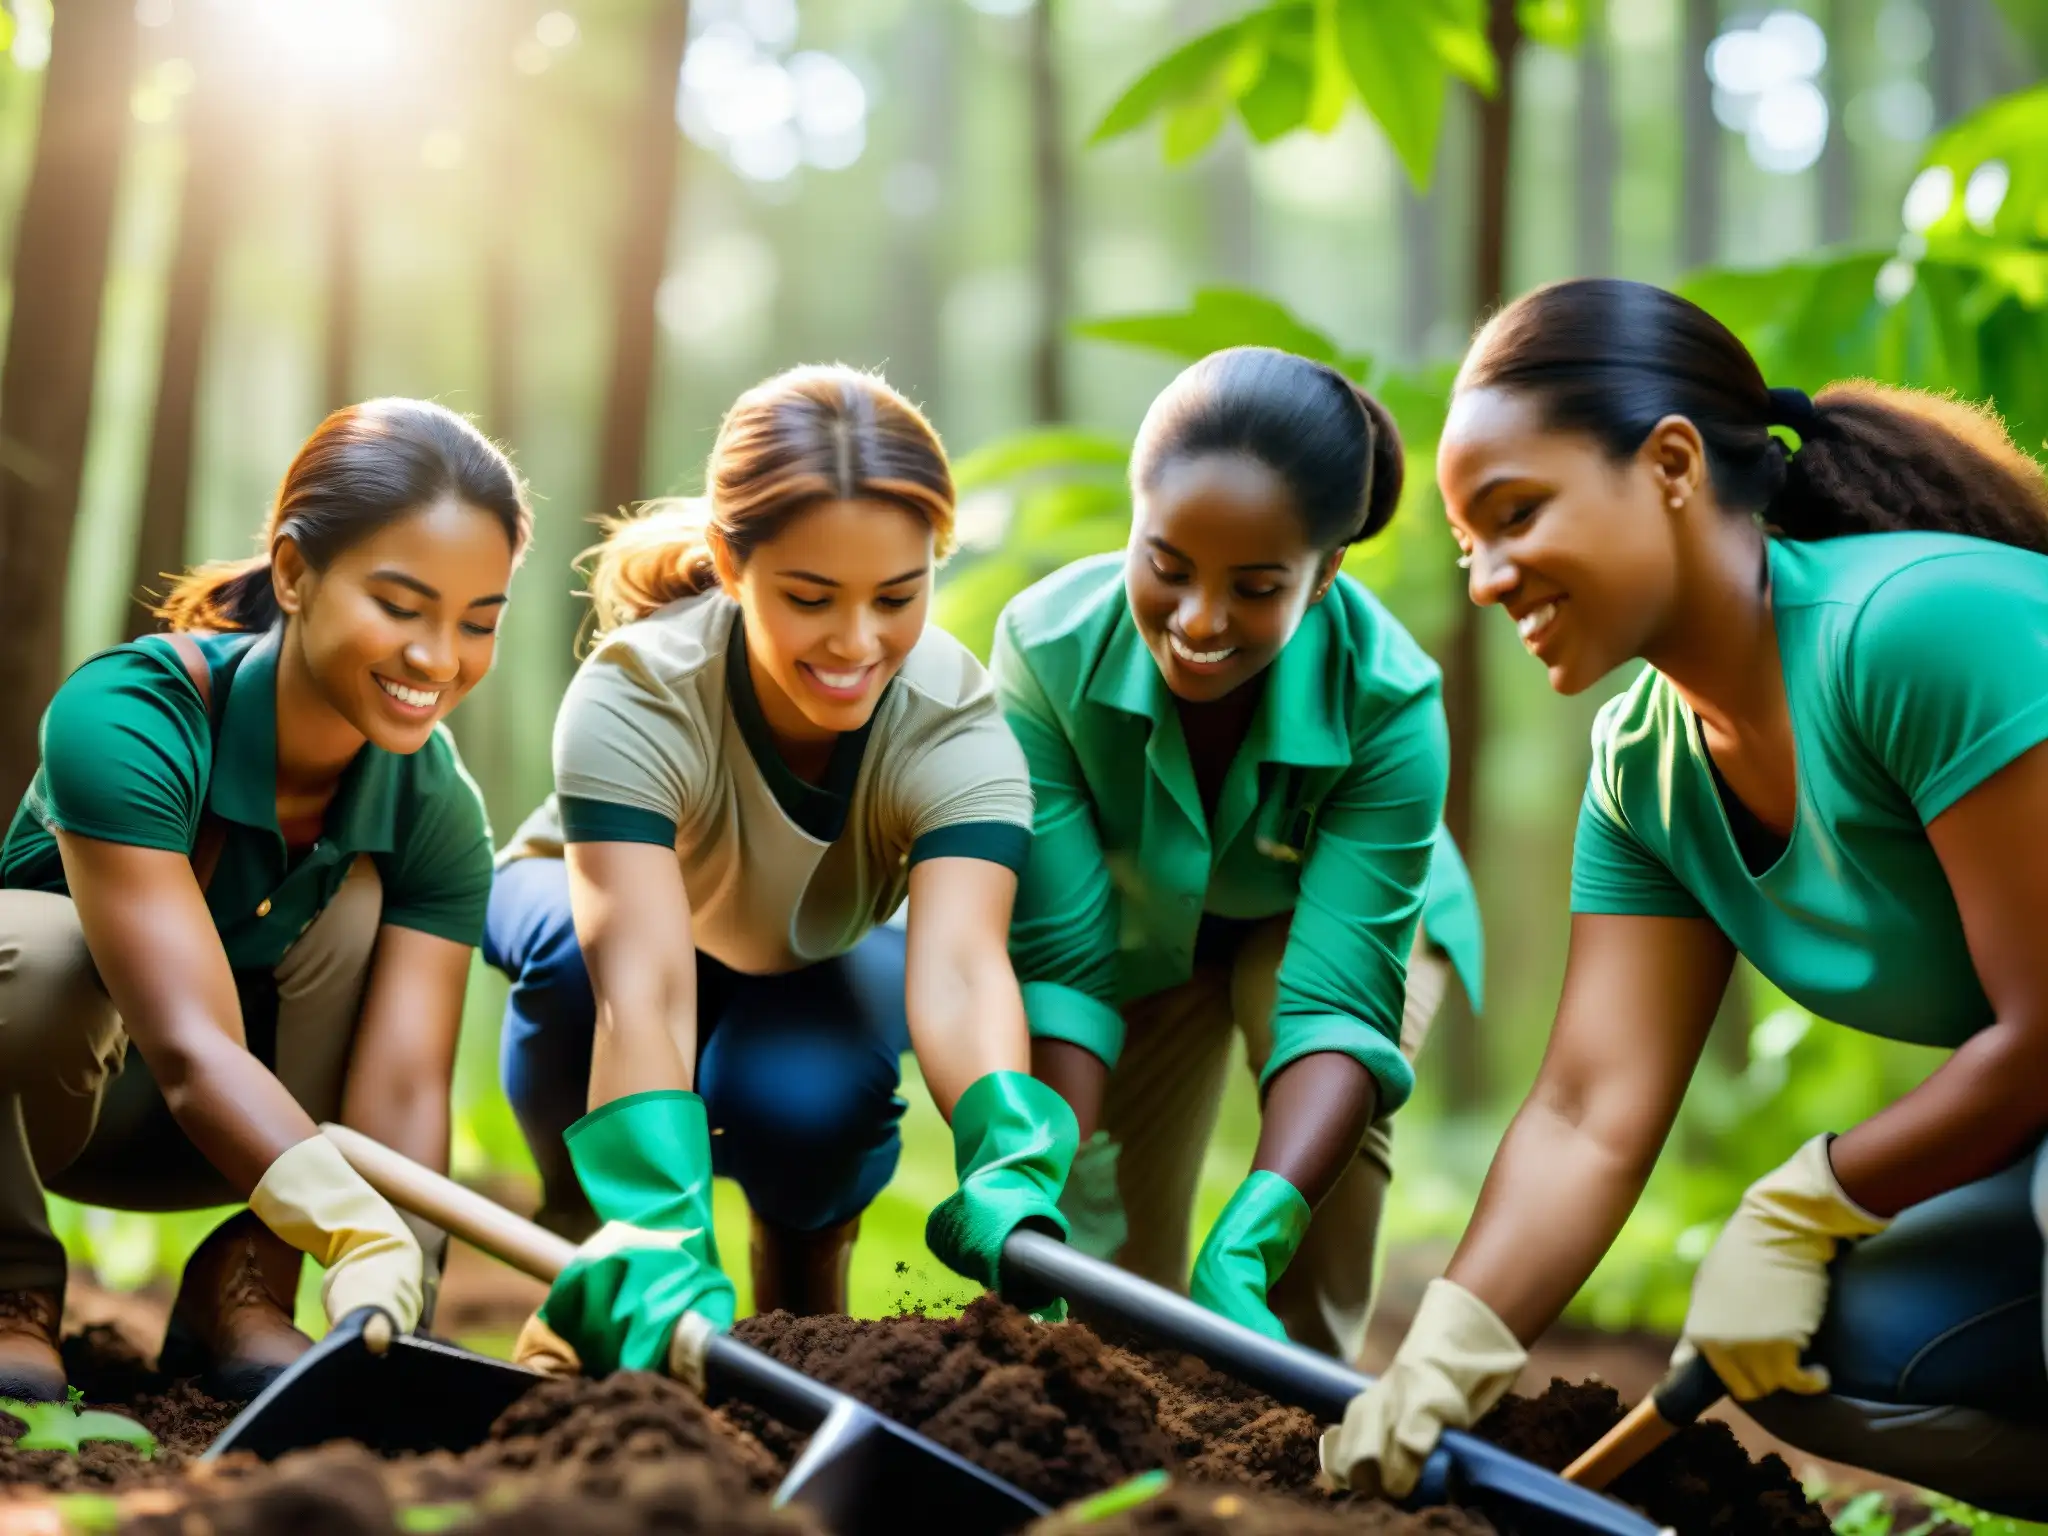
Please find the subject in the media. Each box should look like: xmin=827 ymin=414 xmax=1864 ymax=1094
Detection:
xmin=1028 ymin=0 xmax=1071 ymax=422
xmin=594 ymin=1 xmax=692 ymax=528
xmin=1575 ymin=0 xmax=1614 ymax=277
xmin=1816 ymin=0 xmax=1853 ymax=246
xmin=1434 ymin=0 xmax=1524 ymax=1112
xmin=322 ymin=105 xmax=360 ymax=415
xmin=886 ymin=3 xmax=954 ymax=413
xmin=0 ymin=0 xmax=138 ymax=803
xmin=126 ymin=12 xmax=239 ymax=640
xmin=1681 ymin=0 xmax=1720 ymax=269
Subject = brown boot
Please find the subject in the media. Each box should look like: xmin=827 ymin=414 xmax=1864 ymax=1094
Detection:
xmin=159 ymin=1211 xmax=311 ymax=1400
xmin=0 ymin=1288 xmax=65 ymax=1402
xmin=748 ymin=1213 xmax=858 ymax=1316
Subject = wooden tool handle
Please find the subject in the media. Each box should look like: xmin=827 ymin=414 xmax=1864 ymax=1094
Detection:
xmin=1562 ymin=1353 xmax=1725 ymax=1489
xmin=321 ymin=1122 xmax=575 ymax=1284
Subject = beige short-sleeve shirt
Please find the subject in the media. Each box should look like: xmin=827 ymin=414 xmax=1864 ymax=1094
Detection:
xmin=501 ymin=589 xmax=1032 ymax=974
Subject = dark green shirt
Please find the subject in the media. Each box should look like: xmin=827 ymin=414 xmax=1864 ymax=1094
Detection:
xmin=2 ymin=630 xmax=493 ymax=969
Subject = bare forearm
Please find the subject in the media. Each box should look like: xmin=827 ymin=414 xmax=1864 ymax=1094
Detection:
xmin=1444 ymin=1098 xmax=1656 ymax=1342
xmin=341 ymin=1082 xmax=450 ymax=1174
xmin=147 ymin=1031 xmax=318 ymax=1193
xmin=1251 ymin=1052 xmax=1379 ymax=1206
xmin=911 ymin=956 xmax=1028 ymax=1118
xmin=587 ymin=961 xmax=696 ymax=1107
xmin=1831 ymin=1019 xmax=2048 ymax=1216
xmin=1031 ymin=1038 xmax=1109 ymax=1139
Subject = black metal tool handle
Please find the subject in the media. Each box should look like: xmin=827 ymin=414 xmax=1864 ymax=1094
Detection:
xmin=1002 ymin=1231 xmax=1668 ymax=1536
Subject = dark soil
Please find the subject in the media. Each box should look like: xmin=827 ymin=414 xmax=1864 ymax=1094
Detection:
xmin=0 ymin=1308 xmax=1843 ymax=1536
xmin=1478 ymin=1378 xmax=1834 ymax=1535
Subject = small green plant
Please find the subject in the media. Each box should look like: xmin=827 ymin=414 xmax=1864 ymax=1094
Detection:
xmin=0 ymin=1396 xmax=157 ymax=1458
xmin=65 ymin=1384 xmax=84 ymax=1409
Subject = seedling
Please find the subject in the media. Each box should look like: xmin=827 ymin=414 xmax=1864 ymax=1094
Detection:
xmin=0 ymin=1396 xmax=157 ymax=1458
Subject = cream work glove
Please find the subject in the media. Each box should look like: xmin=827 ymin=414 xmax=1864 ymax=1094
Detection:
xmin=1678 ymin=1133 xmax=1889 ymax=1401
xmin=249 ymin=1134 xmax=424 ymax=1332
xmin=1319 ymin=1278 xmax=1526 ymax=1499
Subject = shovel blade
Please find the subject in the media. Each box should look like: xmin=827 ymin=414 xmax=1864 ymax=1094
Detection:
xmin=205 ymin=1310 xmax=542 ymax=1461
xmin=776 ymin=1399 xmax=1050 ymax=1536
xmin=1421 ymin=1433 xmax=1671 ymax=1536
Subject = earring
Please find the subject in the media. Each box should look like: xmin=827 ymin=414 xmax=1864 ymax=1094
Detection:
xmin=1667 ymin=491 xmax=1685 ymax=510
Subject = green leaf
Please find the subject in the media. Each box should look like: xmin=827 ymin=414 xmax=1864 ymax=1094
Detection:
xmin=51 ymin=1495 xmax=124 ymax=1535
xmin=1075 ymin=287 xmax=1345 ymax=366
xmin=951 ymin=429 xmax=1128 ymax=495
xmin=1305 ymin=0 xmax=1350 ymax=134
xmin=398 ymin=1503 xmax=479 ymax=1534
xmin=1012 ymin=481 xmax=1131 ymax=544
xmin=1517 ymin=0 xmax=1583 ymax=50
xmin=1238 ymin=45 xmax=1317 ymax=142
xmin=2 ymin=1399 xmax=157 ymax=1458
xmin=1425 ymin=0 xmax=1499 ymax=92
xmin=1163 ymin=90 xmax=1231 ymax=163
xmin=1334 ymin=0 xmax=1455 ymax=188
xmin=1090 ymin=17 xmax=1248 ymax=145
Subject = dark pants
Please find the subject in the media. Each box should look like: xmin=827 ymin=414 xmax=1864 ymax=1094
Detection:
xmin=482 ymin=857 xmax=909 ymax=1236
xmin=1749 ymin=1139 xmax=2048 ymax=1518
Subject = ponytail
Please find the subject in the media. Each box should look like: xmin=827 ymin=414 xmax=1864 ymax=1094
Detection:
xmin=580 ymin=498 xmax=721 ymax=636
xmin=1461 ymin=279 xmax=2048 ymax=558
xmin=1349 ymin=381 xmax=1407 ymax=543
xmin=1767 ymin=382 xmax=2048 ymax=556
xmin=155 ymin=555 xmax=283 ymax=632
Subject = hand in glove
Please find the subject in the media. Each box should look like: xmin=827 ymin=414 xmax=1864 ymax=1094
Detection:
xmin=1189 ymin=1171 xmax=1312 ymax=1341
xmin=1057 ymin=1130 xmax=1128 ymax=1261
xmin=253 ymin=1134 xmax=423 ymax=1331
xmin=1318 ymin=1278 xmax=1526 ymax=1499
xmin=514 ymin=1090 xmax=736 ymax=1378
xmin=926 ymin=1072 xmax=1078 ymax=1307
xmin=1677 ymin=1133 xmax=1888 ymax=1400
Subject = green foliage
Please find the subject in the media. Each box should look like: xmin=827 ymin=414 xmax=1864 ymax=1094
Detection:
xmin=1089 ymin=0 xmax=1500 ymax=188
xmin=1828 ymin=1488 xmax=2048 ymax=1535
xmin=0 ymin=1398 xmax=156 ymax=1457
xmin=1074 ymin=286 xmax=1368 ymax=377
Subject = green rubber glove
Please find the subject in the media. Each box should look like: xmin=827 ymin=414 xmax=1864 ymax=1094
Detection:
xmin=1188 ymin=1170 xmax=1312 ymax=1340
xmin=1058 ymin=1130 xmax=1129 ymax=1262
xmin=927 ymin=1071 xmax=1079 ymax=1304
xmin=529 ymin=1091 xmax=736 ymax=1376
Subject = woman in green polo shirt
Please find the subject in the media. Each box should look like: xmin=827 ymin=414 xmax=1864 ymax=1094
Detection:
xmin=993 ymin=346 xmax=1484 ymax=1357
xmin=0 ymin=398 xmax=528 ymax=1402
xmin=1324 ymin=279 xmax=2048 ymax=1516
xmin=484 ymin=365 xmax=1075 ymax=1375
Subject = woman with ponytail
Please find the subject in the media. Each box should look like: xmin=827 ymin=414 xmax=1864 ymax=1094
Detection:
xmin=1325 ymin=278 xmax=2048 ymax=1514
xmin=993 ymin=347 xmax=1483 ymax=1353
xmin=485 ymin=365 xmax=1073 ymax=1366
xmin=0 ymin=399 xmax=528 ymax=1402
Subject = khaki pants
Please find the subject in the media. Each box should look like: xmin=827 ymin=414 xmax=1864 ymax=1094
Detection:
xmin=0 ymin=859 xmax=384 ymax=1293
xmin=1099 ymin=918 xmax=1449 ymax=1362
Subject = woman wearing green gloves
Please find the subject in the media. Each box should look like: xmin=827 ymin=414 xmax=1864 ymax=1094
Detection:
xmin=1325 ymin=279 xmax=2048 ymax=1516
xmin=0 ymin=400 xmax=527 ymax=1400
xmin=994 ymin=346 xmax=1483 ymax=1356
xmin=490 ymin=366 xmax=1076 ymax=1377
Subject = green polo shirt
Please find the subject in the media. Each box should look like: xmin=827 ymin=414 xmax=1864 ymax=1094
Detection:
xmin=993 ymin=554 xmax=1477 ymax=1114
xmin=1573 ymin=532 xmax=2048 ymax=1047
xmin=1 ymin=630 xmax=493 ymax=970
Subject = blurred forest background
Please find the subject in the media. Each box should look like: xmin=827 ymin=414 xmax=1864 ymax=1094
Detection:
xmin=7 ymin=0 xmax=2048 ymax=1350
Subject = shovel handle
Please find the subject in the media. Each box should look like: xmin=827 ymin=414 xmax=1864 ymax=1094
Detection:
xmin=1561 ymin=1354 xmax=1725 ymax=1489
xmin=322 ymin=1122 xmax=576 ymax=1282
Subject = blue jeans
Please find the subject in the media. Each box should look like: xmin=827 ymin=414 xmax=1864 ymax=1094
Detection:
xmin=1744 ymin=1139 xmax=2048 ymax=1518
xmin=482 ymin=857 xmax=909 ymax=1235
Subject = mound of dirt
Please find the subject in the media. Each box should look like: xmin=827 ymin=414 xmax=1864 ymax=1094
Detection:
xmin=1478 ymin=1378 xmax=1833 ymax=1535
xmin=726 ymin=1293 xmax=1171 ymax=1506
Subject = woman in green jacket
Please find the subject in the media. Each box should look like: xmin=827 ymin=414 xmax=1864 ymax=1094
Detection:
xmin=1325 ymin=279 xmax=2048 ymax=1516
xmin=0 ymin=400 xmax=527 ymax=1401
xmin=993 ymin=346 xmax=1483 ymax=1355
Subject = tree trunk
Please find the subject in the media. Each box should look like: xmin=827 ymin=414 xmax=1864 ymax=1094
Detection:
xmin=126 ymin=33 xmax=237 ymax=640
xmin=1399 ymin=157 xmax=1441 ymax=359
xmin=1575 ymin=0 xmax=1613 ymax=277
xmin=1435 ymin=0 xmax=1522 ymax=1114
xmin=322 ymin=109 xmax=359 ymax=415
xmin=1816 ymin=0 xmax=1853 ymax=247
xmin=886 ymin=4 xmax=953 ymax=413
xmin=1680 ymin=0 xmax=1720 ymax=270
xmin=594 ymin=1 xmax=692 ymax=526
xmin=1932 ymin=0 xmax=1987 ymax=128
xmin=1028 ymin=0 xmax=1070 ymax=422
xmin=0 ymin=0 xmax=137 ymax=804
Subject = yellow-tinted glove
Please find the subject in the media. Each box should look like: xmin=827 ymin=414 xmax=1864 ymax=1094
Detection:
xmin=249 ymin=1134 xmax=424 ymax=1332
xmin=1318 ymin=1278 xmax=1526 ymax=1499
xmin=1678 ymin=1133 xmax=1889 ymax=1400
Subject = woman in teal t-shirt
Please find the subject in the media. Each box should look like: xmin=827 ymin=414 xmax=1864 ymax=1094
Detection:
xmin=1324 ymin=279 xmax=2048 ymax=1516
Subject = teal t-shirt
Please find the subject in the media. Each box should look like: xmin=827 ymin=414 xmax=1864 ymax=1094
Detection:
xmin=1571 ymin=532 xmax=2048 ymax=1047
xmin=1 ymin=630 xmax=495 ymax=969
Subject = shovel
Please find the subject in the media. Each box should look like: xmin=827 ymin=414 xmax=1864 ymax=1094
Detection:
xmin=1559 ymin=1354 xmax=1725 ymax=1489
xmin=317 ymin=1123 xmax=1051 ymax=1536
xmin=1001 ymin=1230 xmax=1672 ymax=1536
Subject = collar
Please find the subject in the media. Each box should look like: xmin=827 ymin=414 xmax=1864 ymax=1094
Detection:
xmin=723 ymin=612 xmax=876 ymax=841
xmin=207 ymin=627 xmax=400 ymax=854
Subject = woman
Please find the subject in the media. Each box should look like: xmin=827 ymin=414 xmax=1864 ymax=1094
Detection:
xmin=484 ymin=364 xmax=1073 ymax=1366
xmin=994 ymin=347 xmax=1484 ymax=1355
xmin=0 ymin=399 xmax=528 ymax=1401
xmin=1324 ymin=279 xmax=2048 ymax=1517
